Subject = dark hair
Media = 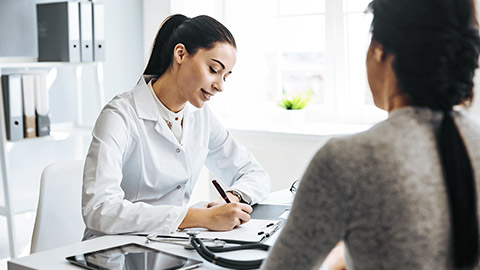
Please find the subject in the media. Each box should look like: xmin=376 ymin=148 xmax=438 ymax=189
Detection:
xmin=144 ymin=14 xmax=236 ymax=76
xmin=369 ymin=0 xmax=480 ymax=267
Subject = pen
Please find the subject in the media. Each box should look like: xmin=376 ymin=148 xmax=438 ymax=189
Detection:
xmin=212 ymin=179 xmax=231 ymax=203
xmin=257 ymin=222 xmax=279 ymax=237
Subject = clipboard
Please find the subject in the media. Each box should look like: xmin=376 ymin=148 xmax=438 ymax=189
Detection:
xmin=143 ymin=219 xmax=283 ymax=244
xmin=251 ymin=204 xmax=290 ymax=220
xmin=173 ymin=219 xmax=281 ymax=243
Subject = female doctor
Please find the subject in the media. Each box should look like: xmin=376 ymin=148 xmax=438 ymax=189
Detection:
xmin=81 ymin=14 xmax=270 ymax=239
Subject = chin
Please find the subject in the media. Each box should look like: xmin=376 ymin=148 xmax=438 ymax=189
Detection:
xmin=190 ymin=100 xmax=206 ymax=109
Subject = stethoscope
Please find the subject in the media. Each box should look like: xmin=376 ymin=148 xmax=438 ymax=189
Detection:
xmin=145 ymin=232 xmax=270 ymax=269
xmin=187 ymin=231 xmax=270 ymax=269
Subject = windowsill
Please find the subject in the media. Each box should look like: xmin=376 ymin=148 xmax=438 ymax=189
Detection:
xmin=210 ymin=101 xmax=385 ymax=136
xmin=225 ymin=121 xmax=373 ymax=136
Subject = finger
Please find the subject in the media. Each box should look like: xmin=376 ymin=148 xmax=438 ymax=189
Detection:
xmin=207 ymin=202 xmax=216 ymax=208
xmin=239 ymin=203 xmax=253 ymax=214
xmin=237 ymin=211 xmax=251 ymax=224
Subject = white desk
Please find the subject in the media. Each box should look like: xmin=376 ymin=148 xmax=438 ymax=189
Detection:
xmin=8 ymin=190 xmax=294 ymax=270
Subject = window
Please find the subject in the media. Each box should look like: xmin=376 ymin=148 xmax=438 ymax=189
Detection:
xmin=168 ymin=0 xmax=386 ymax=130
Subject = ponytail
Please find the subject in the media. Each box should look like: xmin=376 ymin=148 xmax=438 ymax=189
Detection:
xmin=144 ymin=14 xmax=189 ymax=76
xmin=439 ymin=111 xmax=479 ymax=268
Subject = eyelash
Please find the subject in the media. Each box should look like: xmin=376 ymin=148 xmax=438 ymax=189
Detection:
xmin=210 ymin=66 xmax=228 ymax=82
xmin=209 ymin=67 xmax=218 ymax=74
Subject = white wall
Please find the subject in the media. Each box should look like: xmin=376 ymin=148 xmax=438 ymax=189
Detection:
xmin=142 ymin=0 xmax=171 ymax=66
xmin=189 ymin=130 xmax=334 ymax=203
xmin=102 ymin=0 xmax=144 ymax=103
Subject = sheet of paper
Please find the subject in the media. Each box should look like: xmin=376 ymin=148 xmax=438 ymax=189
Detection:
xmin=173 ymin=219 xmax=280 ymax=242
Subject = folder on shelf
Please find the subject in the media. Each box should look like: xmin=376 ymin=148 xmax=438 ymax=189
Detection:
xmin=37 ymin=2 xmax=81 ymax=62
xmin=34 ymin=74 xmax=50 ymax=137
xmin=21 ymin=74 xmax=37 ymax=138
xmin=79 ymin=1 xmax=94 ymax=62
xmin=1 ymin=74 xmax=25 ymax=141
xmin=92 ymin=2 xmax=105 ymax=61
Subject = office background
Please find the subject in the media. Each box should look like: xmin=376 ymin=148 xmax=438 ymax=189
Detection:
xmin=1 ymin=0 xmax=480 ymax=269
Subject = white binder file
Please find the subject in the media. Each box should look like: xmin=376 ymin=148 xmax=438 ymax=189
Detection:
xmin=21 ymin=74 xmax=37 ymax=138
xmin=34 ymin=74 xmax=50 ymax=137
xmin=93 ymin=2 xmax=105 ymax=61
xmin=79 ymin=1 xmax=93 ymax=62
xmin=36 ymin=2 xmax=81 ymax=62
xmin=1 ymin=75 xmax=24 ymax=141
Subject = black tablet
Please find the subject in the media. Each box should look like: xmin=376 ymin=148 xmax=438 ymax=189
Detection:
xmin=66 ymin=242 xmax=202 ymax=270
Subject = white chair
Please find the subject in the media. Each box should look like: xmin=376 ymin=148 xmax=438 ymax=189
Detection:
xmin=30 ymin=160 xmax=85 ymax=253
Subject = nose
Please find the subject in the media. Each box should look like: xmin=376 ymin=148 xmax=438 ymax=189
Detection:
xmin=212 ymin=81 xmax=223 ymax=93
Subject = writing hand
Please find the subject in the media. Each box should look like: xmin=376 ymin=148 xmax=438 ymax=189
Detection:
xmin=180 ymin=202 xmax=252 ymax=231
xmin=207 ymin=192 xmax=240 ymax=208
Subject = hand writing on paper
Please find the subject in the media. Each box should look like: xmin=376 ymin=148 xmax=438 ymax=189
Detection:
xmin=180 ymin=203 xmax=252 ymax=231
xmin=207 ymin=192 xmax=240 ymax=208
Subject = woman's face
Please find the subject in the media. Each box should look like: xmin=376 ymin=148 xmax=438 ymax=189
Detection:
xmin=176 ymin=42 xmax=237 ymax=108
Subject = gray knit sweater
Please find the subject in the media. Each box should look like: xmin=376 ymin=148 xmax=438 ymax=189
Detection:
xmin=262 ymin=107 xmax=480 ymax=270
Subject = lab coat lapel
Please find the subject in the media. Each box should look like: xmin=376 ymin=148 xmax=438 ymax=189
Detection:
xmin=180 ymin=104 xmax=196 ymax=145
xmin=133 ymin=75 xmax=179 ymax=145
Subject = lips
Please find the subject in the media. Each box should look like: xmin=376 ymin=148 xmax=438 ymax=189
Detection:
xmin=201 ymin=89 xmax=214 ymax=101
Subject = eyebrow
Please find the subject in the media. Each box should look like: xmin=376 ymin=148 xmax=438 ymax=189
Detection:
xmin=211 ymin=58 xmax=225 ymax=70
xmin=211 ymin=58 xmax=233 ymax=75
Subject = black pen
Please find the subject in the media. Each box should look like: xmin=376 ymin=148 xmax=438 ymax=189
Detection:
xmin=212 ymin=179 xmax=231 ymax=203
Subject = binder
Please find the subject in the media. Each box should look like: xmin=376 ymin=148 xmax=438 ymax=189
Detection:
xmin=92 ymin=2 xmax=105 ymax=61
xmin=34 ymin=74 xmax=50 ymax=137
xmin=21 ymin=74 xmax=37 ymax=138
xmin=79 ymin=1 xmax=94 ymax=62
xmin=37 ymin=2 xmax=81 ymax=62
xmin=1 ymin=75 xmax=25 ymax=141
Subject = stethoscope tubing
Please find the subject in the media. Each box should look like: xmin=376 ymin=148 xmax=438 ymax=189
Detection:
xmin=189 ymin=235 xmax=268 ymax=269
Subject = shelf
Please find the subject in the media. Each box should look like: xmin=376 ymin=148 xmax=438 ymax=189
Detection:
xmin=0 ymin=57 xmax=98 ymax=69
xmin=5 ymin=124 xmax=92 ymax=147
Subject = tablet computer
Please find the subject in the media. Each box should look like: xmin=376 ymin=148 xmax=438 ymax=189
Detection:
xmin=66 ymin=242 xmax=202 ymax=270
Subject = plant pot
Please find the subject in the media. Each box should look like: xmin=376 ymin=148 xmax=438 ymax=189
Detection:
xmin=287 ymin=109 xmax=306 ymax=128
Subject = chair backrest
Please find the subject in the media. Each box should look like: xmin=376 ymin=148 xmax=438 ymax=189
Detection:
xmin=30 ymin=160 xmax=85 ymax=253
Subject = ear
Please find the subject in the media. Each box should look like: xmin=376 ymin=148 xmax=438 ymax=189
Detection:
xmin=372 ymin=45 xmax=386 ymax=62
xmin=173 ymin=43 xmax=187 ymax=64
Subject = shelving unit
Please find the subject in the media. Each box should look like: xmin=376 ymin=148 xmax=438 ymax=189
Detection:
xmin=0 ymin=58 xmax=104 ymax=259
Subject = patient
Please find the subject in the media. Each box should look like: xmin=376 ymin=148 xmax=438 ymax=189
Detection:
xmin=263 ymin=0 xmax=480 ymax=269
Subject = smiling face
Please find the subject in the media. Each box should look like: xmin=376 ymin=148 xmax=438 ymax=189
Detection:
xmin=174 ymin=42 xmax=237 ymax=108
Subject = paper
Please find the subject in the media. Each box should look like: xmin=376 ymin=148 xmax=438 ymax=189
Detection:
xmin=173 ymin=219 xmax=280 ymax=243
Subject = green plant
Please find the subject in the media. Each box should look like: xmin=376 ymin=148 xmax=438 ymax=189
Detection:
xmin=278 ymin=91 xmax=313 ymax=110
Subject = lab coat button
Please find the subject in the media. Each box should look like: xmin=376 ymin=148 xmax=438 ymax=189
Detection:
xmin=176 ymin=148 xmax=180 ymax=153
xmin=176 ymin=185 xmax=182 ymax=189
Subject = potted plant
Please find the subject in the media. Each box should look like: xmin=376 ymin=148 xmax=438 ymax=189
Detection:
xmin=278 ymin=90 xmax=312 ymax=110
xmin=278 ymin=90 xmax=313 ymax=127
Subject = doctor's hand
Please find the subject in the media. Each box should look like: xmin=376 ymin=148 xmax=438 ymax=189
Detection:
xmin=179 ymin=203 xmax=253 ymax=231
xmin=207 ymin=192 xmax=241 ymax=208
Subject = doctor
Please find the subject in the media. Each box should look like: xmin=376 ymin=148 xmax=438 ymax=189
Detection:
xmin=82 ymin=14 xmax=270 ymax=239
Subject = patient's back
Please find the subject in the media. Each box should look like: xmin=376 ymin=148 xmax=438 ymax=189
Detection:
xmin=332 ymin=107 xmax=480 ymax=269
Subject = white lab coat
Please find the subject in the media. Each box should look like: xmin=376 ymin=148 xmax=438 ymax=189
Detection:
xmin=82 ymin=75 xmax=270 ymax=238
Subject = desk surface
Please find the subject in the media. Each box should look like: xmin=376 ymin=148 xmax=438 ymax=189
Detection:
xmin=8 ymin=189 xmax=294 ymax=270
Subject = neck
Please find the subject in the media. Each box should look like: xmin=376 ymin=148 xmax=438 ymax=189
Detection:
xmin=387 ymin=92 xmax=412 ymax=113
xmin=381 ymin=64 xmax=412 ymax=113
xmin=152 ymin=71 xmax=186 ymax=113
